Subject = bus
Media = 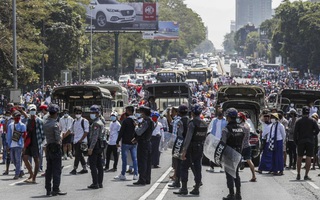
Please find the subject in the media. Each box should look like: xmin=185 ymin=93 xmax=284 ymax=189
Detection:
xmin=51 ymin=85 xmax=113 ymax=121
xmin=187 ymin=69 xmax=207 ymax=83
xmin=95 ymin=84 xmax=129 ymax=115
xmin=144 ymin=82 xmax=192 ymax=112
xmin=262 ymin=63 xmax=281 ymax=71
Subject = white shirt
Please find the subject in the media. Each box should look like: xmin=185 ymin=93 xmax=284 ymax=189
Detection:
xmin=309 ymin=106 xmax=318 ymax=117
xmin=215 ymin=119 xmax=222 ymax=139
xmin=59 ymin=116 xmax=74 ymax=133
xmin=158 ymin=116 xmax=168 ymax=132
xmin=262 ymin=122 xmax=272 ymax=139
xmin=152 ymin=122 xmax=163 ymax=137
xmin=72 ymin=117 xmax=89 ymax=144
xmin=108 ymin=120 xmax=121 ymax=145
xmin=266 ymin=122 xmax=286 ymax=141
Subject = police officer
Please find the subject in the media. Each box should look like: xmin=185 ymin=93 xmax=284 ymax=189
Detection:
xmin=173 ymin=104 xmax=208 ymax=195
xmin=43 ymin=104 xmax=67 ymax=196
xmin=87 ymin=105 xmax=105 ymax=189
xmin=222 ymin=108 xmax=245 ymax=200
xmin=133 ymin=106 xmax=154 ymax=185
xmin=168 ymin=104 xmax=190 ymax=188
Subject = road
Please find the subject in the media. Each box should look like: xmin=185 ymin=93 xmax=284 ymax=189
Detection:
xmin=1 ymin=150 xmax=320 ymax=200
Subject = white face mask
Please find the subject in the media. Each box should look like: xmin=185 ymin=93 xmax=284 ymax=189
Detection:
xmin=64 ymin=113 xmax=69 ymax=118
xmin=271 ymin=119 xmax=276 ymax=123
xmin=75 ymin=114 xmax=81 ymax=119
xmin=135 ymin=113 xmax=141 ymax=118
xmin=90 ymin=114 xmax=96 ymax=120
xmin=30 ymin=111 xmax=36 ymax=116
xmin=138 ymin=118 xmax=143 ymax=123
xmin=236 ymin=118 xmax=241 ymax=124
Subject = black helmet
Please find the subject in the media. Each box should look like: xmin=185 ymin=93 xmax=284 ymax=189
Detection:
xmin=225 ymin=108 xmax=238 ymax=118
xmin=191 ymin=104 xmax=202 ymax=115
xmin=178 ymin=105 xmax=188 ymax=113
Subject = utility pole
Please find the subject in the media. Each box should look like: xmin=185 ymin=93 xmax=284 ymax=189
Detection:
xmin=12 ymin=0 xmax=17 ymax=89
xmin=114 ymin=32 xmax=119 ymax=80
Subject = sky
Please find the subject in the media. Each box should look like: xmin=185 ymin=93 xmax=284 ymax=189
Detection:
xmin=184 ymin=0 xmax=306 ymax=49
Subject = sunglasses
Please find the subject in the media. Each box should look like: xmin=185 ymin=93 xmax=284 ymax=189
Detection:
xmin=75 ymin=112 xmax=82 ymax=114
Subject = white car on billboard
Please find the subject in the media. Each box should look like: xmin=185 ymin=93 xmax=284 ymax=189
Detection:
xmin=87 ymin=0 xmax=136 ymax=29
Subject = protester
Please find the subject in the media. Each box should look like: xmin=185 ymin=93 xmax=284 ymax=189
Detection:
xmin=6 ymin=111 xmax=26 ymax=179
xmin=70 ymin=106 xmax=89 ymax=175
xmin=105 ymin=112 xmax=121 ymax=172
xmin=115 ymin=106 xmax=138 ymax=181
xmin=294 ymin=106 xmax=319 ymax=180
xmin=59 ymin=109 xmax=74 ymax=160
xmin=150 ymin=112 xmax=163 ymax=168
xmin=23 ymin=104 xmax=44 ymax=183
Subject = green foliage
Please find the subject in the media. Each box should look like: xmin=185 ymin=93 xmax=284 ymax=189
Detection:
xmin=223 ymin=31 xmax=235 ymax=54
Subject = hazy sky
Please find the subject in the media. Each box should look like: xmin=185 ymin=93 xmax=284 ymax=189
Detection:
xmin=184 ymin=0 xmax=305 ymax=49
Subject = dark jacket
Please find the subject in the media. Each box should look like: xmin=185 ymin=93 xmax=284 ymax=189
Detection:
xmin=117 ymin=116 xmax=136 ymax=145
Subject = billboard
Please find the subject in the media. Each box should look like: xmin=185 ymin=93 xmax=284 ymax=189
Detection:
xmin=85 ymin=0 xmax=159 ymax=32
xmin=143 ymin=21 xmax=179 ymax=40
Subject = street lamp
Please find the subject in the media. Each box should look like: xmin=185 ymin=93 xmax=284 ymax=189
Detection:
xmin=90 ymin=5 xmax=95 ymax=81
xmin=13 ymin=0 xmax=17 ymax=89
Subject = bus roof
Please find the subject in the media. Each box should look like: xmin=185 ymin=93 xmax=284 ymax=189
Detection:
xmin=144 ymin=83 xmax=191 ymax=98
xmin=51 ymin=85 xmax=112 ymax=100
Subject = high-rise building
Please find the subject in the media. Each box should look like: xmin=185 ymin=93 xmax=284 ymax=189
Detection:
xmin=230 ymin=20 xmax=236 ymax=32
xmin=235 ymin=0 xmax=272 ymax=31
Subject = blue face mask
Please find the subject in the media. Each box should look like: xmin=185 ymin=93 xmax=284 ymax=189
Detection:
xmin=30 ymin=111 xmax=36 ymax=116
xmin=135 ymin=113 xmax=141 ymax=118
xmin=110 ymin=116 xmax=117 ymax=121
xmin=90 ymin=114 xmax=96 ymax=120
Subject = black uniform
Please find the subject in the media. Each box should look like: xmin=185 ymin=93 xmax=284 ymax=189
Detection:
xmin=221 ymin=121 xmax=245 ymax=196
xmin=180 ymin=116 xmax=207 ymax=187
xmin=135 ymin=117 xmax=154 ymax=185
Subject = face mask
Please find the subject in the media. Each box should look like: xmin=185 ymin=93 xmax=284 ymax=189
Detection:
xmin=30 ymin=111 xmax=36 ymax=116
xmin=75 ymin=114 xmax=81 ymax=119
xmin=64 ymin=114 xmax=69 ymax=118
xmin=90 ymin=114 xmax=96 ymax=120
xmin=271 ymin=119 xmax=276 ymax=123
xmin=20 ymin=116 xmax=25 ymax=120
xmin=152 ymin=117 xmax=158 ymax=122
xmin=5 ymin=116 xmax=10 ymax=120
xmin=236 ymin=118 xmax=241 ymax=124
xmin=290 ymin=103 xmax=294 ymax=107
xmin=110 ymin=116 xmax=117 ymax=121
xmin=14 ymin=117 xmax=20 ymax=123
xmin=138 ymin=118 xmax=143 ymax=123
xmin=135 ymin=113 xmax=141 ymax=118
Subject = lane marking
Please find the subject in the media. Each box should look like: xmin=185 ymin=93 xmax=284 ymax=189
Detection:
xmin=307 ymin=181 xmax=320 ymax=190
xmin=9 ymin=179 xmax=25 ymax=186
xmin=155 ymin=183 xmax=170 ymax=200
xmin=138 ymin=167 xmax=172 ymax=200
xmin=290 ymin=170 xmax=319 ymax=190
xmin=63 ymin=165 xmax=72 ymax=169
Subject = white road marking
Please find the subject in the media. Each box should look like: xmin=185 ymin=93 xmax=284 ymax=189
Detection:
xmin=290 ymin=170 xmax=319 ymax=190
xmin=63 ymin=165 xmax=72 ymax=169
xmin=155 ymin=183 xmax=170 ymax=200
xmin=307 ymin=181 xmax=320 ymax=190
xmin=9 ymin=179 xmax=25 ymax=186
xmin=138 ymin=167 xmax=172 ymax=200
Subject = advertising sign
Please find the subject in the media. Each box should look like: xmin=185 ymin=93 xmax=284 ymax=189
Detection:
xmin=135 ymin=59 xmax=143 ymax=71
xmin=142 ymin=21 xmax=179 ymax=40
xmin=85 ymin=0 xmax=159 ymax=32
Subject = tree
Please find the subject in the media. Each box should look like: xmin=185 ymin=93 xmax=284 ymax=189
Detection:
xmin=223 ymin=31 xmax=235 ymax=54
xmin=245 ymin=32 xmax=259 ymax=57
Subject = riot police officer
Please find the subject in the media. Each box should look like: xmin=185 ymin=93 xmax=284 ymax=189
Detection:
xmin=134 ymin=106 xmax=154 ymax=185
xmin=87 ymin=105 xmax=105 ymax=189
xmin=221 ymin=108 xmax=245 ymax=200
xmin=173 ymin=104 xmax=208 ymax=195
xmin=43 ymin=104 xmax=67 ymax=196
xmin=168 ymin=104 xmax=190 ymax=188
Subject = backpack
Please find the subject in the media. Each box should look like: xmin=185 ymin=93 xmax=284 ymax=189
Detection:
xmin=73 ymin=118 xmax=85 ymax=132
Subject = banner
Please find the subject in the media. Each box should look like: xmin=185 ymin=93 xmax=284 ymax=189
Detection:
xmin=85 ymin=1 xmax=159 ymax=32
xmin=142 ymin=21 xmax=179 ymax=40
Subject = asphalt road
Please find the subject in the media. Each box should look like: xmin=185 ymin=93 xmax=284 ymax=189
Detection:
xmin=1 ymin=149 xmax=320 ymax=200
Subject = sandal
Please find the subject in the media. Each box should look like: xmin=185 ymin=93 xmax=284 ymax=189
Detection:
xmin=250 ymin=178 xmax=257 ymax=182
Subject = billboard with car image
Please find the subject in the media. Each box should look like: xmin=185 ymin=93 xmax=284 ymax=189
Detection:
xmin=85 ymin=0 xmax=158 ymax=32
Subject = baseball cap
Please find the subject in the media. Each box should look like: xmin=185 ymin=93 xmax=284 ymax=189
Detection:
xmin=28 ymin=104 xmax=37 ymax=111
